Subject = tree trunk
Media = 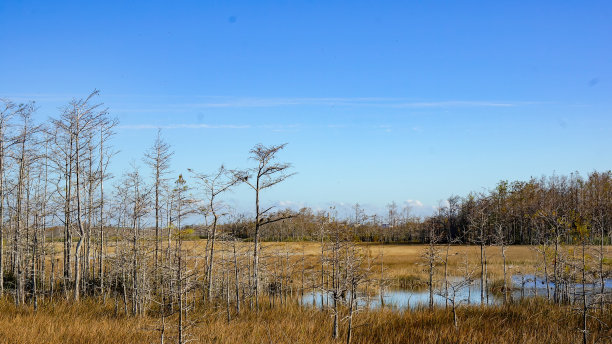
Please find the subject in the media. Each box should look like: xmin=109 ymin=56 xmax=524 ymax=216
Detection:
xmin=74 ymin=128 xmax=86 ymax=301
xmin=502 ymin=244 xmax=507 ymax=304
xmin=480 ymin=242 xmax=485 ymax=305
xmin=253 ymin=183 xmax=260 ymax=309
xmin=99 ymin=130 xmax=105 ymax=295
xmin=207 ymin=214 xmax=218 ymax=300
xmin=346 ymin=281 xmax=355 ymax=344
xmin=581 ymin=241 xmax=587 ymax=344
xmin=0 ymin=137 xmax=4 ymax=297
xmin=233 ymin=241 xmax=240 ymax=314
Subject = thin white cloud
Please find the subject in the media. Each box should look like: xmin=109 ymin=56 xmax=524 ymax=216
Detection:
xmin=277 ymin=200 xmax=306 ymax=209
xmin=118 ymin=123 xmax=250 ymax=130
xmin=390 ymin=101 xmax=517 ymax=108
xmin=1 ymin=93 xmax=540 ymax=109
xmin=0 ymin=93 xmax=77 ymax=102
xmin=119 ymin=123 xmax=306 ymax=131
xmin=109 ymin=96 xmax=538 ymax=112
xmin=164 ymin=98 xmax=529 ymax=109
xmin=404 ymin=199 xmax=424 ymax=208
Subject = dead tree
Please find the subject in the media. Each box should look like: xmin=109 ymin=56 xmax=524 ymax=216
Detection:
xmin=51 ymin=90 xmax=110 ymax=301
xmin=0 ymin=99 xmax=16 ymax=297
xmin=188 ymin=165 xmax=239 ymax=301
xmin=584 ymin=171 xmax=612 ymax=310
xmin=170 ymin=174 xmax=197 ymax=344
xmin=10 ymin=102 xmax=39 ymax=305
xmin=573 ymin=217 xmax=593 ymax=344
xmin=235 ymin=143 xmax=294 ymax=308
xmin=47 ymin=116 xmax=74 ymax=296
xmin=494 ymin=223 xmax=510 ymax=304
xmin=320 ymin=221 xmax=369 ymax=341
xmin=468 ymin=199 xmax=490 ymax=305
xmin=124 ymin=163 xmax=150 ymax=315
xmin=436 ymin=275 xmax=473 ymax=329
xmin=345 ymin=240 xmax=369 ymax=344
xmin=144 ymin=130 xmax=173 ymax=291
xmin=322 ymin=221 xmax=348 ymax=339
xmin=422 ymin=219 xmax=442 ymax=310
xmin=97 ymin=118 xmax=117 ymax=296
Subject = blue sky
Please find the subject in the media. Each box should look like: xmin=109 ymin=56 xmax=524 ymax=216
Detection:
xmin=1 ymin=1 xmax=611 ymax=218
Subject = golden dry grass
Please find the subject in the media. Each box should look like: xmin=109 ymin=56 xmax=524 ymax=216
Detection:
xmin=0 ymin=299 xmax=150 ymax=344
xmin=0 ymin=298 xmax=610 ymax=344
xmin=3 ymin=238 xmax=611 ymax=344
xmin=244 ymin=242 xmax=541 ymax=281
xmin=45 ymin=240 xmax=584 ymax=285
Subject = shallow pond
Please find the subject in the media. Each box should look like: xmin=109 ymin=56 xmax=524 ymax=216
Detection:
xmin=302 ymin=275 xmax=612 ymax=310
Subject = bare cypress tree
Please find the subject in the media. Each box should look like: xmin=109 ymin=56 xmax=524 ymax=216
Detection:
xmin=422 ymin=219 xmax=442 ymax=310
xmin=28 ymin=135 xmax=50 ymax=311
xmin=467 ymin=197 xmax=490 ymax=305
xmin=10 ymin=102 xmax=39 ymax=305
xmin=111 ymin=174 xmax=131 ymax=313
xmin=170 ymin=174 xmax=196 ymax=344
xmin=83 ymin=131 xmax=95 ymax=294
xmin=325 ymin=221 xmax=345 ymax=339
xmin=235 ymin=143 xmax=294 ymax=309
xmin=189 ymin=165 xmax=239 ymax=301
xmin=436 ymin=273 xmax=472 ymax=329
xmin=584 ymin=171 xmax=611 ymax=310
xmin=40 ymin=136 xmax=51 ymax=304
xmin=97 ymin=118 xmax=117 ymax=296
xmin=320 ymin=220 xmax=369 ymax=341
xmin=541 ymin=176 xmax=569 ymax=304
xmin=12 ymin=103 xmax=30 ymax=303
xmin=52 ymin=91 xmax=110 ymax=301
xmin=494 ymin=223 xmax=510 ymax=304
xmin=144 ymin=130 xmax=173 ymax=291
xmin=47 ymin=119 xmax=74 ymax=296
xmin=0 ymin=99 xmax=16 ymax=297
xmin=121 ymin=163 xmax=150 ymax=315
xmin=231 ymin=235 xmax=242 ymax=314
xmin=345 ymin=236 xmax=369 ymax=344
xmin=572 ymin=216 xmax=592 ymax=344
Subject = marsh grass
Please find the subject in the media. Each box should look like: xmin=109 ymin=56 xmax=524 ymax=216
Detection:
xmin=44 ymin=241 xmax=543 ymax=280
xmin=487 ymin=278 xmax=515 ymax=296
xmin=0 ymin=297 xmax=610 ymax=344
xmin=16 ymin=242 xmax=608 ymax=343
xmin=395 ymin=275 xmax=428 ymax=290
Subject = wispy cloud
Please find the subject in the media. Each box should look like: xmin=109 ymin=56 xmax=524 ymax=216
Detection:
xmin=156 ymin=97 xmax=529 ymax=109
xmin=118 ymin=123 xmax=305 ymax=131
xmin=182 ymin=97 xmax=539 ymax=108
xmin=2 ymin=93 xmax=538 ymax=111
xmin=177 ymin=96 xmax=398 ymax=108
xmin=388 ymin=101 xmax=519 ymax=108
xmin=118 ymin=123 xmax=250 ymax=130
xmin=0 ymin=93 xmax=79 ymax=102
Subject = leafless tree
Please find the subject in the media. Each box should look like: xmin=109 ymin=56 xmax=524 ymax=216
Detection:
xmin=96 ymin=118 xmax=117 ymax=296
xmin=436 ymin=276 xmax=473 ymax=329
xmin=494 ymin=223 xmax=510 ymax=304
xmin=0 ymin=99 xmax=16 ymax=297
xmin=145 ymin=130 xmax=173 ymax=291
xmin=51 ymin=90 xmax=111 ymax=300
xmin=467 ymin=197 xmax=490 ymax=305
xmin=10 ymin=102 xmax=40 ymax=305
xmin=235 ymin=143 xmax=294 ymax=308
xmin=188 ymin=165 xmax=239 ymax=301
xmin=422 ymin=219 xmax=442 ymax=309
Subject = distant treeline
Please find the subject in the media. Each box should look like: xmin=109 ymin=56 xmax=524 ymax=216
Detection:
xmin=221 ymin=172 xmax=612 ymax=246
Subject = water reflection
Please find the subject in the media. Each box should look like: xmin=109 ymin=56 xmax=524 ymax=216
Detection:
xmin=302 ymin=276 xmax=612 ymax=310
